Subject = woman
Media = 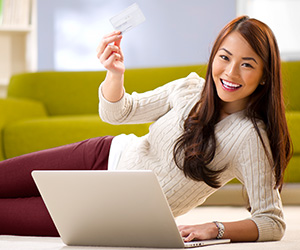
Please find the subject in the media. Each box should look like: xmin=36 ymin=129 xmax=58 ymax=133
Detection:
xmin=0 ymin=16 xmax=292 ymax=242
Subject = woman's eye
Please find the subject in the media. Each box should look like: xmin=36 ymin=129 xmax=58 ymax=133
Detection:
xmin=220 ymin=55 xmax=229 ymax=61
xmin=242 ymin=63 xmax=254 ymax=68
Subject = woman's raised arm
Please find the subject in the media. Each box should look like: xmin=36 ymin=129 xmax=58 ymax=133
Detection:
xmin=97 ymin=31 xmax=125 ymax=102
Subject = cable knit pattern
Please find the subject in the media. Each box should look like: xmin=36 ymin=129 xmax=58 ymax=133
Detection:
xmin=98 ymin=72 xmax=285 ymax=241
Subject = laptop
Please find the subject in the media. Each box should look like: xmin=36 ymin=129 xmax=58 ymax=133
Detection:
xmin=32 ymin=170 xmax=230 ymax=248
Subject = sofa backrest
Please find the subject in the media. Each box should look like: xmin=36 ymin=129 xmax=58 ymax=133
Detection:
xmin=7 ymin=65 xmax=206 ymax=116
xmin=7 ymin=61 xmax=298 ymax=116
xmin=7 ymin=71 xmax=107 ymax=116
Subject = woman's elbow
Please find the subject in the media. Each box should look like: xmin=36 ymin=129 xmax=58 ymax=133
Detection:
xmin=256 ymin=218 xmax=286 ymax=242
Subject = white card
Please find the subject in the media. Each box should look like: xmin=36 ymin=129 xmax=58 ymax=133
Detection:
xmin=110 ymin=3 xmax=146 ymax=34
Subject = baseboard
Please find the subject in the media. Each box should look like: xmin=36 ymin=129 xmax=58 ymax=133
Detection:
xmin=202 ymin=183 xmax=300 ymax=206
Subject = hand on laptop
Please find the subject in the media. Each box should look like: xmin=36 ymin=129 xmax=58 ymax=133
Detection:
xmin=178 ymin=223 xmax=218 ymax=242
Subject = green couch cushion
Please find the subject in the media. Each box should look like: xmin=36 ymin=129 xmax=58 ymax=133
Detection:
xmin=0 ymin=98 xmax=47 ymax=123
xmin=3 ymin=115 xmax=150 ymax=159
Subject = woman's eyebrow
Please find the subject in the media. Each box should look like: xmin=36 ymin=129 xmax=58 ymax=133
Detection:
xmin=242 ymin=57 xmax=258 ymax=64
xmin=219 ymin=48 xmax=258 ymax=64
xmin=220 ymin=48 xmax=232 ymax=55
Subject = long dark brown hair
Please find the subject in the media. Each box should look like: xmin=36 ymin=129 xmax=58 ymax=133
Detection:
xmin=173 ymin=16 xmax=292 ymax=191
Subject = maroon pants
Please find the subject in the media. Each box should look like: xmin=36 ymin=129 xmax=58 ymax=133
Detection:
xmin=0 ymin=136 xmax=113 ymax=236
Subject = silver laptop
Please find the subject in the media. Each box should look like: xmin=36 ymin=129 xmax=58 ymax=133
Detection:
xmin=32 ymin=170 xmax=230 ymax=248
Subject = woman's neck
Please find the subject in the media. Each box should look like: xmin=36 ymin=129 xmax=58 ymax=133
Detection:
xmin=219 ymin=99 xmax=247 ymax=121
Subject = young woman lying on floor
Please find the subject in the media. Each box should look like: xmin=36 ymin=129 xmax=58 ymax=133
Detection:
xmin=0 ymin=15 xmax=292 ymax=242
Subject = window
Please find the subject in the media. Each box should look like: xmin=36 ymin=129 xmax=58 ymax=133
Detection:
xmin=38 ymin=0 xmax=236 ymax=71
xmin=237 ymin=0 xmax=300 ymax=61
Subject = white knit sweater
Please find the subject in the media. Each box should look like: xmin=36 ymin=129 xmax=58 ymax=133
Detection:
xmin=99 ymin=72 xmax=285 ymax=241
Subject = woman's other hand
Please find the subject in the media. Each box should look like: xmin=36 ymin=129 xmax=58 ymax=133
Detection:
xmin=178 ymin=223 xmax=218 ymax=242
xmin=179 ymin=220 xmax=258 ymax=242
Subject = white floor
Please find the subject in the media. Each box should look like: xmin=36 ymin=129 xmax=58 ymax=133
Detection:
xmin=1 ymin=206 xmax=299 ymax=250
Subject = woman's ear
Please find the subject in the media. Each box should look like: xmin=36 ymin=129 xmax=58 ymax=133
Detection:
xmin=260 ymin=72 xmax=267 ymax=85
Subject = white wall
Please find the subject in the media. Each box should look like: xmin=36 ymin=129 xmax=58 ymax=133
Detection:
xmin=37 ymin=0 xmax=236 ymax=71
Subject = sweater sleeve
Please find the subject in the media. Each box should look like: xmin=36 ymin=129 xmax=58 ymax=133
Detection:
xmin=98 ymin=78 xmax=186 ymax=125
xmin=233 ymin=127 xmax=286 ymax=242
xmin=98 ymin=72 xmax=204 ymax=125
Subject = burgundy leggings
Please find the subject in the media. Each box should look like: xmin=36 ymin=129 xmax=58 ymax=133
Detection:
xmin=0 ymin=136 xmax=113 ymax=237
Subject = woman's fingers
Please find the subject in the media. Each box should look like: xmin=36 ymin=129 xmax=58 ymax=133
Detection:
xmin=178 ymin=225 xmax=195 ymax=241
xmin=102 ymin=52 xmax=122 ymax=70
xmin=178 ymin=223 xmax=218 ymax=242
xmin=96 ymin=31 xmax=122 ymax=58
xmin=99 ymin=44 xmax=122 ymax=64
xmin=99 ymin=44 xmax=124 ymax=73
xmin=96 ymin=31 xmax=124 ymax=73
xmin=114 ymin=35 xmax=122 ymax=47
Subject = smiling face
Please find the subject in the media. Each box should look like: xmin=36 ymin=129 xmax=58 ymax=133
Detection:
xmin=212 ymin=31 xmax=264 ymax=114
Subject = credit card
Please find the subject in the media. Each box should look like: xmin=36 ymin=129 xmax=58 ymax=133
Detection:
xmin=110 ymin=3 xmax=146 ymax=34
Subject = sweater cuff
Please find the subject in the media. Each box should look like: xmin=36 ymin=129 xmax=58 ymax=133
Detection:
xmin=250 ymin=217 xmax=285 ymax=242
xmin=98 ymin=84 xmax=126 ymax=113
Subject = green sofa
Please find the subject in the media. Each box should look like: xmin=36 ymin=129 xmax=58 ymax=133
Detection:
xmin=0 ymin=62 xmax=299 ymax=183
xmin=282 ymin=61 xmax=300 ymax=182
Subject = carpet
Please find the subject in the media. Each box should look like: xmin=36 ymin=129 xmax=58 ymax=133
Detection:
xmin=0 ymin=206 xmax=299 ymax=249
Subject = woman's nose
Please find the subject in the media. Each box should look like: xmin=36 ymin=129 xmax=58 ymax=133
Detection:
xmin=225 ymin=62 xmax=240 ymax=77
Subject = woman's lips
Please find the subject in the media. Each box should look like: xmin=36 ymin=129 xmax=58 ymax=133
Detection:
xmin=221 ymin=79 xmax=242 ymax=91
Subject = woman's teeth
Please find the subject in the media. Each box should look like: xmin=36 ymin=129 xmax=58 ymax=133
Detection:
xmin=221 ymin=79 xmax=242 ymax=90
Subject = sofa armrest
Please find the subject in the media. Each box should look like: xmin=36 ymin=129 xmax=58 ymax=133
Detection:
xmin=0 ymin=98 xmax=47 ymax=160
